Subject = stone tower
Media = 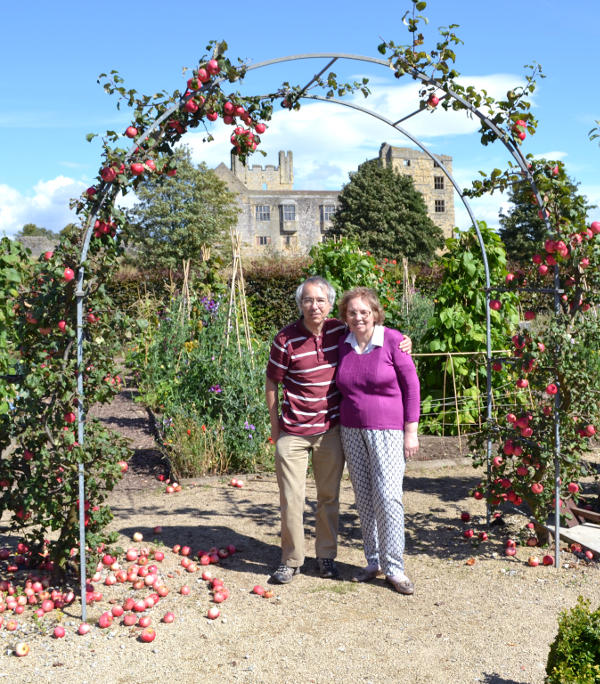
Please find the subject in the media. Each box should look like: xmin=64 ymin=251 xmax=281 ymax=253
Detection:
xmin=230 ymin=150 xmax=294 ymax=190
xmin=378 ymin=143 xmax=455 ymax=238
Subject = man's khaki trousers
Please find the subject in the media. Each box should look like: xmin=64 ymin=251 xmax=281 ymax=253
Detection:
xmin=275 ymin=425 xmax=345 ymax=568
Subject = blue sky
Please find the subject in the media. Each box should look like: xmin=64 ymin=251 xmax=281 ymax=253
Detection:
xmin=1 ymin=0 xmax=598 ymax=237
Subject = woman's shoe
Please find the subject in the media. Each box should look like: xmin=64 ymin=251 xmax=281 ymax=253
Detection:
xmin=386 ymin=575 xmax=414 ymax=595
xmin=351 ymin=565 xmax=381 ymax=583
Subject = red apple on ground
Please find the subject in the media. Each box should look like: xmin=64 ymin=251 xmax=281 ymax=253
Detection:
xmin=138 ymin=615 xmax=151 ymax=628
xmin=77 ymin=622 xmax=90 ymax=635
xmin=585 ymin=550 xmax=594 ymax=561
xmin=207 ymin=606 xmax=220 ymax=620
xmin=98 ymin=612 xmax=113 ymax=628
xmin=15 ymin=642 xmax=30 ymax=657
xmin=505 ymin=546 xmax=517 ymax=557
xmin=252 ymin=585 xmax=265 ymax=596
xmin=528 ymin=556 xmax=539 ymax=567
xmin=140 ymin=627 xmax=156 ymax=642
xmin=542 ymin=554 xmax=554 ymax=566
xmin=123 ymin=613 xmax=137 ymax=626
xmin=53 ymin=625 xmax=66 ymax=638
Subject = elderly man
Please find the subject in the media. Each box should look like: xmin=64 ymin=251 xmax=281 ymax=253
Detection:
xmin=265 ymin=276 xmax=411 ymax=583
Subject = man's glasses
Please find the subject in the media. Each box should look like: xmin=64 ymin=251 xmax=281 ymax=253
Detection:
xmin=301 ymin=298 xmax=329 ymax=308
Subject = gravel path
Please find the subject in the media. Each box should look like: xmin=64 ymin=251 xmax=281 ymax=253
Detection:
xmin=1 ymin=388 xmax=599 ymax=683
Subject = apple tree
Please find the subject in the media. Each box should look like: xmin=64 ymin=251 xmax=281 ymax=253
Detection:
xmin=0 ymin=42 xmax=371 ymax=577
xmin=469 ymin=161 xmax=600 ymax=540
xmin=499 ymin=159 xmax=594 ymax=263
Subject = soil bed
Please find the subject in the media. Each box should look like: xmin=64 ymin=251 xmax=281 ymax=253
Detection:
xmin=1 ymin=387 xmax=599 ymax=684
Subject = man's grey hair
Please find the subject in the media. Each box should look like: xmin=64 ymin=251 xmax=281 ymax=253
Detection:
xmin=294 ymin=276 xmax=337 ymax=313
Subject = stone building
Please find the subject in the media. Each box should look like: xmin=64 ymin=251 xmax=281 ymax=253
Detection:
xmin=214 ymin=144 xmax=455 ymax=257
xmin=378 ymin=143 xmax=455 ymax=239
xmin=214 ymin=151 xmax=339 ymax=257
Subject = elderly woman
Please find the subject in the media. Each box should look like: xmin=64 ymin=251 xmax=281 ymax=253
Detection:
xmin=336 ymin=287 xmax=420 ymax=595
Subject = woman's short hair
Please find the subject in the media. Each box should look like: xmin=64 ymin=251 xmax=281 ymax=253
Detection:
xmin=338 ymin=287 xmax=385 ymax=325
xmin=294 ymin=276 xmax=337 ymax=314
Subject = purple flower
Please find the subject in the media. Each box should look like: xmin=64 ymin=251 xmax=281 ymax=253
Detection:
xmin=209 ymin=385 xmax=222 ymax=393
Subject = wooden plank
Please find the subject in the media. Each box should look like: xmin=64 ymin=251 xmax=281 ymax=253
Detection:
xmin=547 ymin=523 xmax=600 ymax=555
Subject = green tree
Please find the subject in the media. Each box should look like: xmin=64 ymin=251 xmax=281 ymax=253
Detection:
xmin=16 ymin=223 xmax=57 ymax=239
xmin=499 ymin=159 xmax=593 ymax=262
xmin=126 ymin=146 xmax=239 ymax=270
xmin=327 ymin=159 xmax=444 ymax=262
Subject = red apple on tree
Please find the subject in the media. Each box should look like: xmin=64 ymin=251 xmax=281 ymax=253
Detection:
xmin=125 ymin=126 xmax=138 ymax=138
xmin=206 ymin=59 xmax=220 ymax=75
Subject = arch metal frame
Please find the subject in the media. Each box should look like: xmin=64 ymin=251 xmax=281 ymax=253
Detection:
xmin=74 ymin=52 xmax=563 ymax=618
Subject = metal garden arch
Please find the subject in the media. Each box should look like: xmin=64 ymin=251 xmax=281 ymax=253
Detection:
xmin=74 ymin=51 xmax=565 ymax=617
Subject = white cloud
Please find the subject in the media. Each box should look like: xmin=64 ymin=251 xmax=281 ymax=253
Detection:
xmin=581 ymin=183 xmax=600 ymax=222
xmin=532 ymin=150 xmax=568 ymax=161
xmin=0 ymin=176 xmax=86 ymax=237
xmin=186 ymin=72 xmax=528 ymax=192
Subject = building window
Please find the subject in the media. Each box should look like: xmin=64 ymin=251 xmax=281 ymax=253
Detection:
xmin=284 ymin=235 xmax=297 ymax=248
xmin=403 ymin=159 xmax=411 ymax=167
xmin=433 ymin=160 xmax=440 ymax=168
xmin=257 ymin=236 xmax=271 ymax=246
xmin=434 ymin=199 xmax=446 ymax=213
xmin=434 ymin=176 xmax=444 ymax=190
xmin=282 ymin=204 xmax=296 ymax=221
xmin=255 ymin=205 xmax=270 ymax=221
xmin=321 ymin=205 xmax=336 ymax=222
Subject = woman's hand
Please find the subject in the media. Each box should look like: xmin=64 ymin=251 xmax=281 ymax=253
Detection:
xmin=404 ymin=422 xmax=419 ymax=460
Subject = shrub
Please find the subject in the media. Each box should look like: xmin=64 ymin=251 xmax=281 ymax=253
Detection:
xmin=546 ymin=596 xmax=600 ymax=683
xmin=128 ymin=294 xmax=272 ymax=476
xmin=244 ymin=256 xmax=306 ymax=339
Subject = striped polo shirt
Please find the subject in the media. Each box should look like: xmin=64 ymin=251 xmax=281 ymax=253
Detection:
xmin=266 ymin=318 xmax=347 ymax=436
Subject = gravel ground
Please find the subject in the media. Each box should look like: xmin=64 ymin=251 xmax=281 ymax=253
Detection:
xmin=1 ymin=390 xmax=599 ymax=683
